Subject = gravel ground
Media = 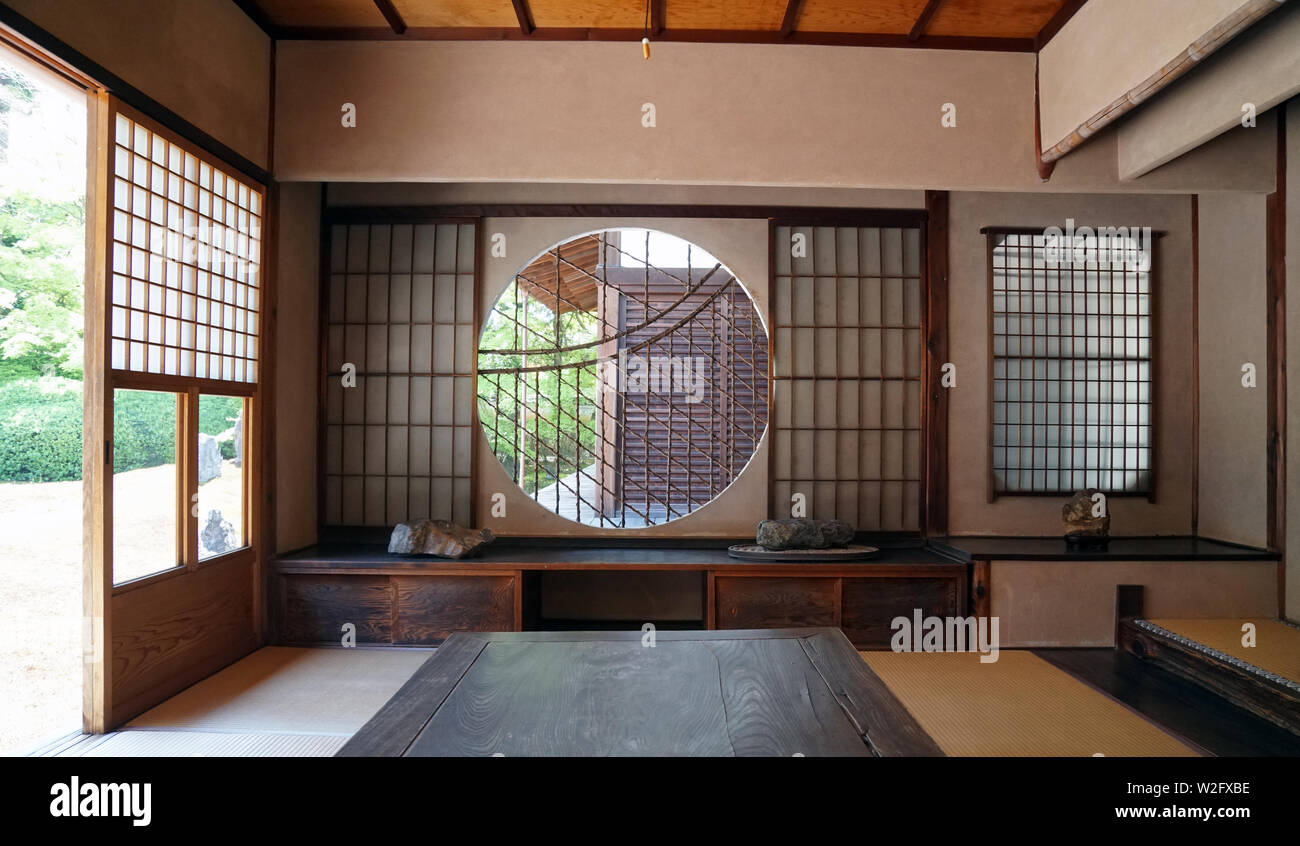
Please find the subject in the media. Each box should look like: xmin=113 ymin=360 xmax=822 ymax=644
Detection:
xmin=0 ymin=460 xmax=244 ymax=755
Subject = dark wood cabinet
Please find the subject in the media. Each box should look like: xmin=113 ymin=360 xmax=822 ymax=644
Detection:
xmin=714 ymin=577 xmax=840 ymax=629
xmin=714 ymin=572 xmax=965 ymax=647
xmin=277 ymin=571 xmax=520 ymax=646
xmin=272 ymin=547 xmax=967 ymax=649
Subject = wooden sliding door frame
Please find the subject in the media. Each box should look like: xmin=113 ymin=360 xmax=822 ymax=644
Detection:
xmin=765 ymin=206 xmax=944 ymax=537
xmin=315 ymin=212 xmax=483 ymax=536
xmin=85 ymin=95 xmax=267 ymax=730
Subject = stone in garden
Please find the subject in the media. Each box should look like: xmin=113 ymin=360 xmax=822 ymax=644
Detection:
xmin=756 ymin=518 xmax=856 ymax=550
xmin=1063 ymin=489 xmax=1109 ymax=544
xmin=198 ymin=433 xmax=222 ymax=483
xmin=201 ymin=509 xmax=237 ymax=556
xmin=388 ymin=519 xmax=495 ymax=558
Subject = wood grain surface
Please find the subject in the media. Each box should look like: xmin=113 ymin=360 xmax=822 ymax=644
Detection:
xmin=339 ymin=627 xmax=941 ymax=757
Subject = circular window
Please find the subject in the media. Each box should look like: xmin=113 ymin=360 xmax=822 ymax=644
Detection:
xmin=477 ymin=229 xmax=769 ymax=527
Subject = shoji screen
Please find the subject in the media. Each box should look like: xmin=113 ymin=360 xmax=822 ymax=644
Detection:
xmin=110 ymin=107 xmax=263 ymax=382
xmin=323 ymin=221 xmax=477 ymax=526
xmin=770 ymin=224 xmax=923 ymax=531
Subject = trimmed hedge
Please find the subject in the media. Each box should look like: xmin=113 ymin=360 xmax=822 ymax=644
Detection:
xmin=0 ymin=380 xmax=246 ymax=482
xmin=0 ymin=378 xmax=83 ymax=482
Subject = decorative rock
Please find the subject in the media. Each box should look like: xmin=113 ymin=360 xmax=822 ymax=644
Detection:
xmin=1063 ymin=488 xmax=1110 ymax=549
xmin=200 ymin=509 xmax=237 ymax=556
xmin=389 ymin=519 xmax=496 ymax=558
xmin=755 ymin=518 xmax=856 ymax=551
xmin=198 ymin=433 xmax=223 ymax=483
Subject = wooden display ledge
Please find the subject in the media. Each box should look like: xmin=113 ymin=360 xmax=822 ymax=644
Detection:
xmin=270 ymin=541 xmax=967 ymax=649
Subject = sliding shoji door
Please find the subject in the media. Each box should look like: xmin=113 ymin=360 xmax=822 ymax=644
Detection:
xmin=770 ymin=221 xmax=925 ymax=531
xmin=322 ymin=220 xmax=477 ymax=527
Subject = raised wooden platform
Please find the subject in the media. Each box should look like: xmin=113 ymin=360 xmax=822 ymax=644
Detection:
xmin=1116 ymin=585 xmax=1300 ymax=737
xmin=271 ymin=542 xmax=967 ymax=648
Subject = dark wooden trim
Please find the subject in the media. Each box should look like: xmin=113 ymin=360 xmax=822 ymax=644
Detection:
xmin=231 ymin=0 xmax=279 ymax=38
xmin=931 ymin=534 xmax=1279 ymax=562
xmin=373 ymin=0 xmax=408 ymax=36
xmin=258 ymin=179 xmax=279 ymax=642
xmin=766 ymin=220 xmax=777 ymax=520
xmin=1118 ymin=617 xmax=1300 ymax=737
xmin=651 ymin=0 xmax=666 ymax=36
xmin=1033 ymin=0 xmax=1089 ymax=51
xmin=510 ymin=0 xmax=535 ymax=36
xmin=325 ymin=204 xmax=928 ymax=225
xmin=779 ymin=0 xmax=804 ymax=37
xmin=315 ymin=184 xmax=331 ymax=535
xmin=1267 ymin=103 xmax=1287 ymax=612
xmin=1190 ymin=194 xmax=1199 ymax=537
xmin=972 ymin=559 xmax=990 ymax=619
xmin=273 ymin=26 xmax=1034 ymax=51
xmin=984 ymin=230 xmax=997 ymax=503
xmin=0 ymin=4 xmax=270 ymax=185
xmin=908 ymin=0 xmax=946 ymax=42
xmin=1115 ymin=583 xmax=1143 ymax=645
xmin=923 ymin=191 xmax=949 ymax=537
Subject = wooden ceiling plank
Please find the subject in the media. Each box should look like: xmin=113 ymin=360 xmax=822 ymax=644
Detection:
xmin=652 ymin=0 xmax=666 ymax=36
xmin=908 ymin=0 xmax=946 ymax=42
xmin=511 ymin=0 xmax=536 ymax=36
xmin=780 ymin=0 xmax=804 ymax=37
xmin=372 ymin=0 xmax=407 ymax=35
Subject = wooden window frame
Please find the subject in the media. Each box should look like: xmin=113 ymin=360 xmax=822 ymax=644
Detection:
xmin=982 ymin=225 xmax=1162 ymax=501
xmin=100 ymin=96 xmax=264 ymax=593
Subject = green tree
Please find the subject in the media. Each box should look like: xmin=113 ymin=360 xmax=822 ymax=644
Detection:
xmin=0 ymin=191 xmax=85 ymax=380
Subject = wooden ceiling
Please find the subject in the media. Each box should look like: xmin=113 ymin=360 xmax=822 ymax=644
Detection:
xmin=237 ymin=0 xmax=1087 ymax=51
xmin=515 ymin=235 xmax=603 ymax=314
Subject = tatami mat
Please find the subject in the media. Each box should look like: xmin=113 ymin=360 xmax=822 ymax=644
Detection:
xmin=861 ymin=650 xmax=1199 ymax=757
xmin=127 ymin=646 xmax=433 ymax=736
xmin=70 ymin=730 xmax=348 ymax=757
xmin=1147 ymin=619 xmax=1300 ymax=684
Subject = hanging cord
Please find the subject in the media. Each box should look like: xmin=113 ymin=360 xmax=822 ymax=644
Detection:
xmin=642 ymin=0 xmax=651 ymax=59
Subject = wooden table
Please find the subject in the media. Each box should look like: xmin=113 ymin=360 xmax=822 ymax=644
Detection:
xmin=338 ymin=627 xmax=943 ymax=757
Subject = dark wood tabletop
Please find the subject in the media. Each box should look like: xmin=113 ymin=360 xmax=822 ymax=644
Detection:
xmin=338 ymin=627 xmax=942 ymax=757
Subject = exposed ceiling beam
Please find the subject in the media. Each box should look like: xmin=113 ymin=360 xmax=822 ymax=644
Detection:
xmin=372 ymin=0 xmax=407 ymax=36
xmin=1034 ymin=0 xmax=1088 ymax=51
xmin=512 ymin=0 xmax=536 ymax=36
xmin=908 ymin=0 xmax=946 ymax=42
xmin=230 ymin=0 xmax=279 ymax=38
xmin=779 ymin=0 xmax=804 ymax=37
